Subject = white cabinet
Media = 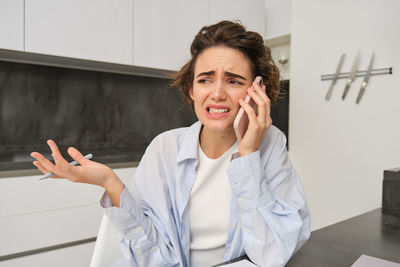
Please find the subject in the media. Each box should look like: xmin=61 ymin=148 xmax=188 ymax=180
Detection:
xmin=133 ymin=0 xmax=267 ymax=71
xmin=0 ymin=0 xmax=24 ymax=51
xmin=0 ymin=167 xmax=136 ymax=260
xmin=264 ymin=0 xmax=291 ymax=39
xmin=208 ymin=0 xmax=266 ymax=37
xmin=133 ymin=0 xmax=208 ymax=71
xmin=24 ymin=0 xmax=133 ymax=65
xmin=0 ymin=242 xmax=95 ymax=267
xmin=3 ymin=0 xmax=268 ymax=70
xmin=0 ymin=204 xmax=103 ymax=256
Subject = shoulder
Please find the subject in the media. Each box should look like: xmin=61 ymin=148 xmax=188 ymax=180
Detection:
xmin=151 ymin=127 xmax=189 ymax=148
xmin=144 ymin=126 xmax=192 ymax=159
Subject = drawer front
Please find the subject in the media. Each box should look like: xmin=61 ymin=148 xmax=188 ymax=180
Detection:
xmin=0 ymin=167 xmax=136 ymax=257
xmin=0 ymin=242 xmax=95 ymax=267
xmin=0 ymin=167 xmax=136 ymax=218
xmin=0 ymin=204 xmax=102 ymax=256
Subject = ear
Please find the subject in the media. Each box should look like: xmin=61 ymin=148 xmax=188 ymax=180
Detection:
xmin=189 ymin=88 xmax=194 ymax=101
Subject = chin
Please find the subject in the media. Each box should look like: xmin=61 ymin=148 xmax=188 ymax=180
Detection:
xmin=202 ymin=118 xmax=234 ymax=133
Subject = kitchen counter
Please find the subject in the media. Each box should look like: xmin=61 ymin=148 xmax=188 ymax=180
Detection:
xmin=287 ymin=208 xmax=400 ymax=266
xmin=0 ymin=143 xmax=144 ymax=178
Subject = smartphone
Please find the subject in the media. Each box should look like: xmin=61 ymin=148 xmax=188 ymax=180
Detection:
xmin=233 ymin=76 xmax=263 ymax=141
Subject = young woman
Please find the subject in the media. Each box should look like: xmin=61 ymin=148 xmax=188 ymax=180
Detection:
xmin=31 ymin=21 xmax=310 ymax=267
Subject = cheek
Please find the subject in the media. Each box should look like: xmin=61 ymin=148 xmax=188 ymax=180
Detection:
xmin=191 ymin=89 xmax=206 ymax=106
xmin=231 ymin=90 xmax=247 ymax=105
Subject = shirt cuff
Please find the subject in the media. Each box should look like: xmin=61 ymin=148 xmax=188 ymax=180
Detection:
xmin=100 ymin=188 xmax=146 ymax=240
xmin=228 ymin=150 xmax=273 ymax=209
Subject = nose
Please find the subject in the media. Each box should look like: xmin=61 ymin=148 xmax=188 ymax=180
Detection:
xmin=211 ymin=80 xmax=227 ymax=101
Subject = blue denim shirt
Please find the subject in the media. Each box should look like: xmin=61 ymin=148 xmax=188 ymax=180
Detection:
xmin=101 ymin=121 xmax=310 ymax=267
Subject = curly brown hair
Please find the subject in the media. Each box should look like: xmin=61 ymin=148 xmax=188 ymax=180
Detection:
xmin=170 ymin=20 xmax=281 ymax=107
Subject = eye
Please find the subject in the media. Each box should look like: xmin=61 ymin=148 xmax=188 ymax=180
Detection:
xmin=198 ymin=78 xmax=210 ymax=84
xmin=228 ymin=79 xmax=244 ymax=85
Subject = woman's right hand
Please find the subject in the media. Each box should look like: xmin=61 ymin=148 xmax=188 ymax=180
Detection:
xmin=31 ymin=140 xmax=121 ymax=191
xmin=31 ymin=140 xmax=125 ymax=207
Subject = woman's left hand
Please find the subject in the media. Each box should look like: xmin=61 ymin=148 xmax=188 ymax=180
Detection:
xmin=238 ymin=80 xmax=273 ymax=157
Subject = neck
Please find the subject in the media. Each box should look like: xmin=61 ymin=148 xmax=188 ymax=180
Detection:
xmin=199 ymin=125 xmax=237 ymax=159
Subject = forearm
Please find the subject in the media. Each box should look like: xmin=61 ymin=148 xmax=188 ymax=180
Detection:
xmin=228 ymin=144 xmax=310 ymax=265
xmin=101 ymin=188 xmax=180 ymax=265
xmin=239 ymin=202 xmax=309 ymax=266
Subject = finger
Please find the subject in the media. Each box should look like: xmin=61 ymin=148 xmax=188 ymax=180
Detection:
xmin=47 ymin=140 xmax=69 ymax=165
xmin=239 ymin=98 xmax=257 ymax=122
xmin=254 ymin=84 xmax=268 ymax=100
xmin=30 ymin=152 xmax=56 ymax=173
xmin=254 ymin=85 xmax=271 ymax=119
xmin=33 ymin=161 xmax=60 ymax=178
xmin=247 ymin=87 xmax=267 ymax=121
xmin=252 ymin=78 xmax=263 ymax=90
xmin=33 ymin=160 xmax=47 ymax=174
xmin=67 ymin=147 xmax=89 ymax=165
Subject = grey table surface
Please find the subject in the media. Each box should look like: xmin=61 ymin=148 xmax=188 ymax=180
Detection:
xmin=286 ymin=208 xmax=400 ymax=267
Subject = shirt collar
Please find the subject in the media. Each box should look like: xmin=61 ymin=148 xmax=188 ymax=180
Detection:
xmin=176 ymin=120 xmax=202 ymax=163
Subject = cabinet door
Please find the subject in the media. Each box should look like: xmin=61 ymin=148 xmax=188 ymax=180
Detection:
xmin=0 ymin=167 xmax=136 ymax=257
xmin=133 ymin=0 xmax=208 ymax=71
xmin=0 ymin=0 xmax=24 ymax=51
xmin=208 ymin=0 xmax=266 ymax=37
xmin=25 ymin=0 xmax=133 ymax=64
xmin=265 ymin=0 xmax=291 ymax=39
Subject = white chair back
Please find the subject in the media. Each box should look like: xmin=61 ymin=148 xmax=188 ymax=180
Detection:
xmin=90 ymin=167 xmax=137 ymax=267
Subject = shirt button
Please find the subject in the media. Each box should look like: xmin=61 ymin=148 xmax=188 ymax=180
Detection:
xmin=136 ymin=226 xmax=142 ymax=232
xmin=246 ymin=228 xmax=251 ymax=233
xmin=237 ymin=197 xmax=243 ymax=203
xmin=152 ymin=246 xmax=156 ymax=251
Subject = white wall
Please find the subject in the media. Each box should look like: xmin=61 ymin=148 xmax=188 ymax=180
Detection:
xmin=290 ymin=0 xmax=400 ymax=230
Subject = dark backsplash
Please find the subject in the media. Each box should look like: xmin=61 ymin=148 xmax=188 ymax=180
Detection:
xmin=0 ymin=59 xmax=289 ymax=171
xmin=0 ymin=60 xmax=197 ymax=171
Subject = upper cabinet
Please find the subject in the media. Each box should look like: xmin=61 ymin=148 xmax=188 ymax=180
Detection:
xmin=208 ymin=0 xmax=266 ymax=37
xmin=264 ymin=0 xmax=291 ymax=39
xmin=2 ymin=0 xmax=268 ymax=70
xmin=133 ymin=0 xmax=209 ymax=71
xmin=0 ymin=0 xmax=24 ymax=51
xmin=24 ymin=0 xmax=133 ymax=65
xmin=133 ymin=0 xmax=266 ymax=71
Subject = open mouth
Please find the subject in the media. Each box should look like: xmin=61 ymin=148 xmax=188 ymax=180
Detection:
xmin=207 ymin=107 xmax=230 ymax=114
xmin=205 ymin=105 xmax=231 ymax=119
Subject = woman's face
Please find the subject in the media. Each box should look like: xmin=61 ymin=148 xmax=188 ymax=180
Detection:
xmin=190 ymin=46 xmax=253 ymax=134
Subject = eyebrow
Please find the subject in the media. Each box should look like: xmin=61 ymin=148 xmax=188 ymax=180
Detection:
xmin=196 ymin=70 xmax=247 ymax=81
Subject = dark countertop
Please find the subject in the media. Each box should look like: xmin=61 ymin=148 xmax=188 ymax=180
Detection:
xmin=0 ymin=143 xmax=145 ymax=178
xmin=287 ymin=208 xmax=400 ymax=267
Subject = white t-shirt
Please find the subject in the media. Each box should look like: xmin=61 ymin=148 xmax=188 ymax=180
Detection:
xmin=189 ymin=141 xmax=239 ymax=267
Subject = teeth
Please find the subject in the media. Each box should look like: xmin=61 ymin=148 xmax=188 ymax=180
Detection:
xmin=209 ymin=108 xmax=228 ymax=114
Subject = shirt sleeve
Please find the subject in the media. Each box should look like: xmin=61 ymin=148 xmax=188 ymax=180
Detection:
xmin=100 ymin=139 xmax=180 ymax=267
xmin=227 ymin=129 xmax=311 ymax=267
